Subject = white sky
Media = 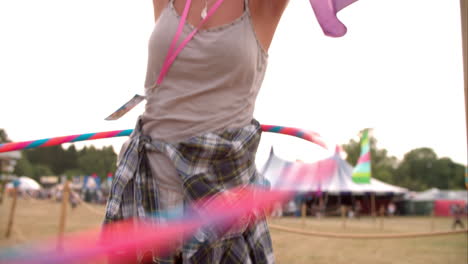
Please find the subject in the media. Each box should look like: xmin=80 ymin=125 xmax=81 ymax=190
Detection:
xmin=0 ymin=0 xmax=466 ymax=167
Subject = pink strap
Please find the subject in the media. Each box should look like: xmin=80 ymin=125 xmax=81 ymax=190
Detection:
xmin=156 ymin=0 xmax=192 ymax=85
xmin=156 ymin=0 xmax=226 ymax=86
xmin=103 ymin=0 xmax=226 ymax=121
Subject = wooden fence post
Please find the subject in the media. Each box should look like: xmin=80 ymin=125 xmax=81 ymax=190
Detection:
xmin=0 ymin=181 xmax=5 ymax=205
xmin=341 ymin=205 xmax=347 ymax=229
xmin=430 ymin=209 xmax=435 ymax=232
xmin=57 ymin=180 xmax=70 ymax=251
xmin=5 ymin=186 xmax=18 ymax=238
xmin=379 ymin=205 xmax=385 ymax=231
xmin=371 ymin=193 xmax=376 ymax=222
xmin=301 ymin=202 xmax=307 ymax=227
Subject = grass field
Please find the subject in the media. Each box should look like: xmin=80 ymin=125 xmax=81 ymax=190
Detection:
xmin=1 ymin=197 xmax=467 ymax=264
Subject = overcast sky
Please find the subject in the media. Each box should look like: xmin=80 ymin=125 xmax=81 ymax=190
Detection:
xmin=0 ymin=0 xmax=466 ymax=167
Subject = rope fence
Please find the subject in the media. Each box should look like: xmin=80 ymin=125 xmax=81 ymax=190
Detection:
xmin=8 ymin=193 xmax=467 ymax=242
xmin=10 ymin=194 xmax=468 ymax=241
xmin=269 ymin=223 xmax=468 ymax=239
xmin=71 ymin=191 xmax=105 ymax=216
xmin=16 ymin=189 xmax=105 ymax=217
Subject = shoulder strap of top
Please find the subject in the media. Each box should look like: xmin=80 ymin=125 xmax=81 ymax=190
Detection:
xmin=156 ymin=0 xmax=227 ymax=86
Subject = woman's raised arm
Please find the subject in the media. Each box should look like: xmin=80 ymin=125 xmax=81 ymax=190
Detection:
xmin=152 ymin=0 xmax=169 ymax=22
xmin=250 ymin=0 xmax=289 ymax=52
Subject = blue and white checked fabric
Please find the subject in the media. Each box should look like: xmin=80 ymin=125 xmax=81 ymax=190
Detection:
xmin=104 ymin=119 xmax=274 ymax=264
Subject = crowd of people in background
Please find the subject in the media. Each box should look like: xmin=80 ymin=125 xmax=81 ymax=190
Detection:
xmin=268 ymin=197 xmax=468 ymax=228
xmin=3 ymin=181 xmax=467 ymax=231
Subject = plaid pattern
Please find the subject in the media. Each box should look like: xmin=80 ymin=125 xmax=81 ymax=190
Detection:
xmin=104 ymin=119 xmax=274 ymax=264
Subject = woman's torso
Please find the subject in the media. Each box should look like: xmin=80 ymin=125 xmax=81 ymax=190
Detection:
xmin=141 ymin=0 xmax=268 ymax=142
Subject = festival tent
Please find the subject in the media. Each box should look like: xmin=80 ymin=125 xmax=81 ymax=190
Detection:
xmin=260 ymin=147 xmax=408 ymax=195
xmin=405 ymin=188 xmax=468 ymax=202
xmin=5 ymin=176 xmax=41 ymax=191
xmin=403 ymin=188 xmax=468 ymax=216
xmin=82 ymin=174 xmax=100 ymax=190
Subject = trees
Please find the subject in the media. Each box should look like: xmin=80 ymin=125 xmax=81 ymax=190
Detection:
xmin=2 ymin=128 xmax=117 ymax=181
xmin=394 ymin=148 xmax=465 ymax=191
xmin=13 ymin=158 xmax=34 ymax=177
xmin=24 ymin=145 xmax=68 ymax=176
xmin=77 ymin=146 xmax=117 ymax=178
xmin=3 ymin=129 xmax=117 ymax=181
xmin=0 ymin=129 xmax=11 ymax=143
xmin=13 ymin=144 xmax=117 ymax=181
xmin=342 ymin=137 xmax=466 ymax=191
xmin=0 ymin=129 xmax=12 ymax=175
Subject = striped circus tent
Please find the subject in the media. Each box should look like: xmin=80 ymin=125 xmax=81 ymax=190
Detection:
xmin=260 ymin=147 xmax=407 ymax=195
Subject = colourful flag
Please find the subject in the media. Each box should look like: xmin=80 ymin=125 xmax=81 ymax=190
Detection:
xmin=352 ymin=129 xmax=371 ymax=183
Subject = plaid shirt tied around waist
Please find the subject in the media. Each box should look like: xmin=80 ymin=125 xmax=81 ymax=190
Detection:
xmin=104 ymin=119 xmax=274 ymax=264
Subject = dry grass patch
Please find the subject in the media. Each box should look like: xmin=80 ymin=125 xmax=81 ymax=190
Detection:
xmin=1 ymin=198 xmax=467 ymax=264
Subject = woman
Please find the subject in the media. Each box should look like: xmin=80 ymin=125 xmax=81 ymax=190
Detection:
xmin=104 ymin=0 xmax=289 ymax=263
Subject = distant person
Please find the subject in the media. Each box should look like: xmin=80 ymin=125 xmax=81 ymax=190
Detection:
xmin=347 ymin=208 xmax=355 ymax=218
xmin=387 ymin=202 xmax=396 ymax=217
xmin=70 ymin=191 xmax=80 ymax=209
xmin=354 ymin=200 xmax=362 ymax=219
xmin=316 ymin=199 xmax=325 ymax=218
xmin=452 ymin=204 xmax=465 ymax=230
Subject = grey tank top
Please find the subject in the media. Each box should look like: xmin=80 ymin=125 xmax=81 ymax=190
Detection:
xmin=141 ymin=0 xmax=268 ymax=142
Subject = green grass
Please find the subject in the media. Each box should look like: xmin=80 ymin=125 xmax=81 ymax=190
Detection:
xmin=1 ymin=197 xmax=467 ymax=264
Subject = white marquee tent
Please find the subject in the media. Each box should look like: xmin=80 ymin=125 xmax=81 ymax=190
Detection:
xmin=405 ymin=188 xmax=468 ymax=202
xmin=5 ymin=176 xmax=42 ymax=191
